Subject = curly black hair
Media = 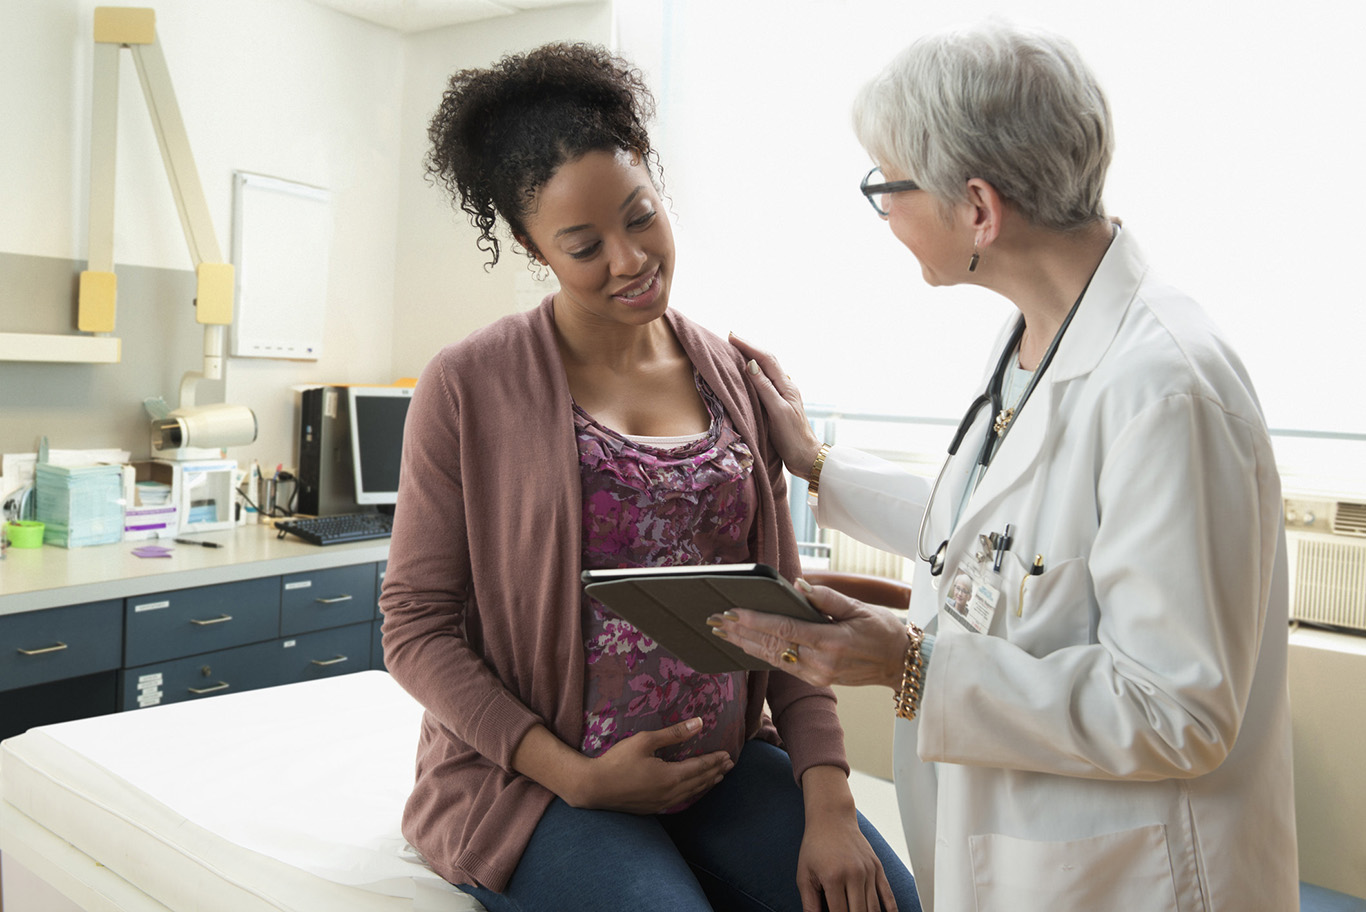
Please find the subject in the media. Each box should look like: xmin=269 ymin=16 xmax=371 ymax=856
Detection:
xmin=425 ymin=42 xmax=659 ymax=268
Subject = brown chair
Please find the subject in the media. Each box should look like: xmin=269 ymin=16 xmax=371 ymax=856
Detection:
xmin=800 ymin=569 xmax=912 ymax=611
xmin=799 ymin=569 xmax=911 ymax=781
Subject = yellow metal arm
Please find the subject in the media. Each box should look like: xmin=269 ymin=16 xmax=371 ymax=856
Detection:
xmin=79 ymin=6 xmax=234 ymax=336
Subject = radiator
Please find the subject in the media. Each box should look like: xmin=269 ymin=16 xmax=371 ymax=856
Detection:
xmin=1286 ymin=497 xmax=1366 ymax=633
xmin=826 ymin=529 xmax=910 ymax=581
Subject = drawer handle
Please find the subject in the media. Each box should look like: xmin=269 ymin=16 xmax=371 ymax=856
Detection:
xmin=187 ymin=681 xmax=230 ymax=695
xmin=310 ymin=654 xmax=349 ymax=667
xmin=17 ymin=642 xmax=69 ymax=656
xmin=314 ymin=595 xmax=354 ymax=605
xmin=190 ymin=614 xmax=234 ymax=626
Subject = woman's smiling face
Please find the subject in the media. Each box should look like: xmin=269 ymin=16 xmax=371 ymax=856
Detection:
xmin=521 ymin=148 xmax=675 ymax=328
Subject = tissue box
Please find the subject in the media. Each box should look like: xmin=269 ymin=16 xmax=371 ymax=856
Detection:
xmin=123 ymin=463 xmax=179 ymax=540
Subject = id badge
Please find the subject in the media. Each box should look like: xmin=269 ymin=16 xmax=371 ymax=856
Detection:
xmin=943 ymin=554 xmax=999 ymax=635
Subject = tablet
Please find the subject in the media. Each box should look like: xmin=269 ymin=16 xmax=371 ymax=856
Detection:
xmin=581 ymin=563 xmax=827 ymax=673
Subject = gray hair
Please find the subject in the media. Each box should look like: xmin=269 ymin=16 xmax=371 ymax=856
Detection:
xmin=853 ymin=20 xmax=1112 ymax=230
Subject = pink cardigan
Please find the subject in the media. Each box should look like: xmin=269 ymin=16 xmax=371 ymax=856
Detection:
xmin=380 ymin=300 xmax=848 ymax=891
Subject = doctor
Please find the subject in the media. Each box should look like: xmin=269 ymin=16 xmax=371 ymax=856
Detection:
xmin=715 ymin=21 xmax=1298 ymax=912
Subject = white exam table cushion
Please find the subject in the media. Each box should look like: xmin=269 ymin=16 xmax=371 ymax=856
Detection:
xmin=1 ymin=669 xmax=906 ymax=912
xmin=0 ymin=670 xmax=478 ymax=912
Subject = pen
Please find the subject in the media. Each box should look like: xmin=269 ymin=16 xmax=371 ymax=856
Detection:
xmin=993 ymin=523 xmax=1013 ymax=572
xmin=1018 ymin=554 xmax=1045 ymax=616
xmin=175 ymin=538 xmax=223 ymax=549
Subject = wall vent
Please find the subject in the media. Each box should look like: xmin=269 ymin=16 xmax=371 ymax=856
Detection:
xmin=1288 ymin=530 xmax=1366 ymax=633
xmin=1333 ymin=500 xmax=1366 ymax=537
xmin=826 ymin=529 xmax=909 ymax=580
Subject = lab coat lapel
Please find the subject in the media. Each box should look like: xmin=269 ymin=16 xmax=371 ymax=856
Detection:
xmin=952 ymin=373 xmax=1056 ymax=541
xmin=944 ymin=227 xmax=1145 ymax=562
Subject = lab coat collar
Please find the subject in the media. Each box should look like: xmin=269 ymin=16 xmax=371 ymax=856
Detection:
xmin=1046 ymin=224 xmax=1148 ymax=383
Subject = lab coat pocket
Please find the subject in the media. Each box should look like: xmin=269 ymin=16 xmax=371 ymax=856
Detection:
xmin=1003 ymin=555 xmax=1091 ymax=657
xmin=969 ymin=824 xmax=1179 ymax=912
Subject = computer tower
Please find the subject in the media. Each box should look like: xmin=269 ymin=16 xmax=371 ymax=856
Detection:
xmin=297 ymin=386 xmax=362 ymax=516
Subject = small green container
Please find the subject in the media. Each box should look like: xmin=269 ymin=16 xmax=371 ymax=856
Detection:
xmin=5 ymin=520 xmax=45 ymax=548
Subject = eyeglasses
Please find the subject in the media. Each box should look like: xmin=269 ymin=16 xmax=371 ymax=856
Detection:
xmin=860 ymin=166 xmax=919 ymax=217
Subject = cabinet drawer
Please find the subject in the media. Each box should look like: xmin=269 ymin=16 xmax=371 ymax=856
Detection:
xmin=1 ymin=600 xmax=122 ymax=692
xmin=277 ymin=622 xmax=372 ymax=684
xmin=124 ymin=577 xmax=280 ymax=667
xmin=281 ymin=563 xmax=376 ymax=635
xmin=120 ymin=639 xmax=279 ymax=711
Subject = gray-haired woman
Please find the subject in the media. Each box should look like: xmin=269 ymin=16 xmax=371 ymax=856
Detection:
xmin=716 ymin=20 xmax=1297 ymax=912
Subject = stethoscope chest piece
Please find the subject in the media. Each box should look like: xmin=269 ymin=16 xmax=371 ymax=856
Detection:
xmin=930 ymin=539 xmax=948 ymax=577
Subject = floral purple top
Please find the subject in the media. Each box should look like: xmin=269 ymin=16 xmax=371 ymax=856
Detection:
xmin=576 ymin=372 xmax=755 ymax=778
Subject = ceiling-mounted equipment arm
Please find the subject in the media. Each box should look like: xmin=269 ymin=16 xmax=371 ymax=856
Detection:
xmin=77 ymin=6 xmax=235 ymax=405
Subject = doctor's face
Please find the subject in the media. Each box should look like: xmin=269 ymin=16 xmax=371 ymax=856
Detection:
xmin=520 ymin=148 xmax=674 ymax=329
xmin=880 ymin=164 xmax=973 ymax=287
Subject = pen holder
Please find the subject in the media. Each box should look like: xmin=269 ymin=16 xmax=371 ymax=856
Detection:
xmin=261 ymin=478 xmax=278 ymax=522
xmin=5 ymin=520 xmax=45 ymax=548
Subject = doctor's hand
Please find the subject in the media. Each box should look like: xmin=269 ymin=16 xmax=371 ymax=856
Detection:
xmin=709 ymin=580 xmax=907 ymax=690
xmin=574 ymin=719 xmax=734 ymax=814
xmin=728 ymin=333 xmax=824 ymax=481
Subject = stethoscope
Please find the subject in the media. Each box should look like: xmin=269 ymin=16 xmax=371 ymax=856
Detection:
xmin=915 ymin=291 xmax=1087 ymax=577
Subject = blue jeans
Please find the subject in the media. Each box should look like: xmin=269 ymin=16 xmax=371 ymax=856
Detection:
xmin=459 ymin=739 xmax=921 ymax=912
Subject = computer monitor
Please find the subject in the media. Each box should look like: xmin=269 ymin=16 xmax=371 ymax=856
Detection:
xmin=346 ymin=386 xmax=413 ymax=508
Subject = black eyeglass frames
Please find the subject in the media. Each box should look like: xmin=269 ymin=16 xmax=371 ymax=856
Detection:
xmin=860 ymin=166 xmax=919 ymax=217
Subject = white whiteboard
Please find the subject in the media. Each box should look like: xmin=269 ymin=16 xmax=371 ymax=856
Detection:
xmin=229 ymin=172 xmax=331 ymax=360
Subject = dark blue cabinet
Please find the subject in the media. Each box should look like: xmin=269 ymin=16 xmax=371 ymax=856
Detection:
xmin=2 ymin=599 xmax=122 ymax=692
xmin=120 ymin=639 xmax=280 ymax=710
xmin=124 ymin=578 xmax=280 ymax=667
xmin=5 ymin=556 xmax=385 ymax=727
xmin=281 ymin=564 xmax=377 ymax=635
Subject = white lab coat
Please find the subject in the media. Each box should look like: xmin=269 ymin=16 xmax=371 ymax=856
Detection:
xmin=817 ymin=229 xmax=1297 ymax=912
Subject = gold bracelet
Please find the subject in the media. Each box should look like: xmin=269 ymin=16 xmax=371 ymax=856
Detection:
xmin=893 ymin=623 xmax=926 ymax=721
xmin=805 ymin=443 xmax=831 ymax=508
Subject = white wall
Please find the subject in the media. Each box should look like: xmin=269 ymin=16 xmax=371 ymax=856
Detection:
xmin=615 ymin=0 xmax=1366 ymax=476
xmin=391 ymin=2 xmax=612 ymax=380
xmin=1 ymin=0 xmax=403 ymax=473
xmin=0 ymin=0 xmax=612 ymax=476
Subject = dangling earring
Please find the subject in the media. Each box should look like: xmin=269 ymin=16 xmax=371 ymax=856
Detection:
xmin=968 ymin=248 xmax=980 ymax=273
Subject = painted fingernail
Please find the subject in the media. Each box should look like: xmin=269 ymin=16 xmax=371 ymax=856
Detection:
xmin=705 ymin=616 xmax=724 ymax=628
xmin=711 ymin=628 xmax=729 ymax=639
xmin=721 ymin=610 xmax=738 ymax=621
xmin=746 ymin=359 xmax=760 ymax=375
xmin=795 ymin=578 xmax=813 ymax=593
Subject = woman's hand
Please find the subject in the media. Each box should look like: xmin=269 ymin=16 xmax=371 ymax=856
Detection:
xmin=573 ymin=719 xmax=734 ymax=814
xmin=513 ymin=718 xmax=733 ymax=814
xmin=709 ymin=581 xmax=907 ymax=689
xmin=798 ymin=766 xmax=898 ymax=912
xmin=728 ymin=333 xmax=825 ymax=480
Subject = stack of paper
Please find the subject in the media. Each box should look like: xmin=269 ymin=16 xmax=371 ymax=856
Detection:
xmin=35 ymin=463 xmax=125 ymax=548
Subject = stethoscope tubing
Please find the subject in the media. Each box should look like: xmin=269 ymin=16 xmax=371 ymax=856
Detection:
xmin=914 ymin=320 xmax=1023 ymax=567
xmin=914 ymin=279 xmax=1090 ymax=574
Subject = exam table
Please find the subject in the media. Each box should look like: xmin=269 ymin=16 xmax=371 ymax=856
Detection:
xmin=0 ymin=671 xmax=479 ymax=911
xmin=0 ymin=670 xmax=909 ymax=912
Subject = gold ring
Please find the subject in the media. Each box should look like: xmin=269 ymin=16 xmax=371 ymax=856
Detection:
xmin=780 ymin=645 xmax=800 ymax=664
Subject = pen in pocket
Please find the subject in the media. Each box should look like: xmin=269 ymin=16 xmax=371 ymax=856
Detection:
xmin=1017 ymin=555 xmax=1044 ymax=615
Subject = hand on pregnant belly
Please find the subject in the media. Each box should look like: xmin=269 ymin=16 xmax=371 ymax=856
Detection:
xmin=575 ymin=717 xmax=734 ymax=814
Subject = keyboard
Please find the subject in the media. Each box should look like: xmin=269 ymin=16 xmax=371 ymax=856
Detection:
xmin=275 ymin=512 xmax=394 ymax=546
